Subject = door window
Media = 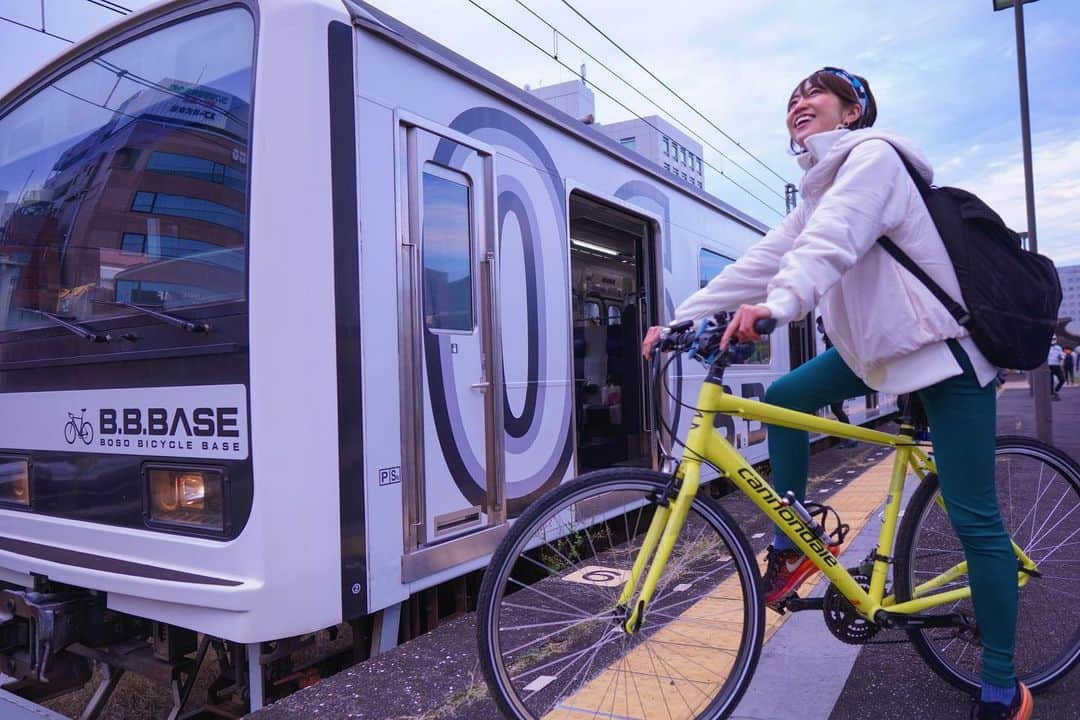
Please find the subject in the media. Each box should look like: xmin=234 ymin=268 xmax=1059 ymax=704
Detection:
xmin=421 ymin=165 xmax=474 ymax=332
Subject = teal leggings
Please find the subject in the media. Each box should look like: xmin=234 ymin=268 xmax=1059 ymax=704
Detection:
xmin=764 ymin=344 xmax=1016 ymax=688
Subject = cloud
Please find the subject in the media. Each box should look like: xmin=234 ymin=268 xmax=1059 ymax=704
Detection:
xmin=951 ymin=133 xmax=1080 ymax=266
xmin=2 ymin=0 xmax=1076 ymax=256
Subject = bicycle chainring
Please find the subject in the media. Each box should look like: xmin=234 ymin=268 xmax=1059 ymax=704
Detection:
xmin=822 ymin=569 xmax=881 ymax=645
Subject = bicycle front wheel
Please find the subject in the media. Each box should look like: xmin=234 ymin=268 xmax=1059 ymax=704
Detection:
xmin=476 ymin=468 xmax=764 ymax=720
xmin=894 ymin=436 xmax=1080 ymax=693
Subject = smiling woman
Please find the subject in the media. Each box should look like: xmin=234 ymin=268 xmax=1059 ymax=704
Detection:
xmin=644 ymin=63 xmax=1038 ymax=720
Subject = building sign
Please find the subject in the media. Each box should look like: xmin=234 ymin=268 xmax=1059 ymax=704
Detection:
xmin=125 ymin=78 xmax=234 ymax=131
xmin=1 ymin=384 xmax=249 ymax=459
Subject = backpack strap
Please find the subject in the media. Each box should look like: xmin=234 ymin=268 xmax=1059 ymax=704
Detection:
xmin=877 ymin=235 xmax=972 ymax=328
xmin=874 ymin=143 xmax=973 ymax=329
xmin=892 ymin=151 xmax=932 ymax=200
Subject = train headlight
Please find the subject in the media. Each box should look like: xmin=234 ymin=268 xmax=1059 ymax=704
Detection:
xmin=0 ymin=457 xmax=30 ymax=508
xmin=146 ymin=466 xmax=226 ymax=533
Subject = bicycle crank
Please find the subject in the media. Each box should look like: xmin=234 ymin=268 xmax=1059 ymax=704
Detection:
xmin=822 ymin=568 xmax=881 ymax=644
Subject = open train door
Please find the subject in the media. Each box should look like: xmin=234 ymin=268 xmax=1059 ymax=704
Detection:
xmin=568 ymin=192 xmax=658 ymax=473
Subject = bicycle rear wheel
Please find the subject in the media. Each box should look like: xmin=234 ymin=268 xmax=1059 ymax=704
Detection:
xmin=476 ymin=468 xmax=764 ymax=720
xmin=894 ymin=436 xmax=1080 ymax=693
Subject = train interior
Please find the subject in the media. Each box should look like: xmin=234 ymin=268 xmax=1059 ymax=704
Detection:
xmin=568 ymin=193 xmax=654 ymax=472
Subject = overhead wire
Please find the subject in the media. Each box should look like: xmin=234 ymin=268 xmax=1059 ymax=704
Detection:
xmin=0 ymin=14 xmax=74 ymax=44
xmin=2 ymin=5 xmax=246 ymax=126
xmin=512 ymin=0 xmax=784 ymax=202
xmin=558 ymin=0 xmax=791 ymax=186
xmin=463 ymin=0 xmax=786 ymax=218
xmin=84 ymin=0 xmax=132 ymax=14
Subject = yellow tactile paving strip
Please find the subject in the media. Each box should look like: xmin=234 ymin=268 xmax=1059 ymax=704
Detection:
xmin=544 ymin=451 xmax=899 ymax=720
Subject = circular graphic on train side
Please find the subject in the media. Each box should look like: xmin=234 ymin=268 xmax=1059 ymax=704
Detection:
xmin=430 ymin=107 xmax=574 ymax=516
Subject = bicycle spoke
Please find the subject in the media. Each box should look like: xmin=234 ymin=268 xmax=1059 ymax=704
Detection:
xmin=506 ymin=576 xmax=603 ymax=619
xmin=503 ymin=614 xmax=614 ymax=659
xmin=522 ymin=625 xmax=620 ymax=709
xmin=509 ymin=628 xmax=619 ymax=683
xmin=1027 ymin=504 xmax=1079 ymax=556
xmin=1030 ymin=530 xmax=1080 ymax=565
xmin=643 ymin=639 xmax=712 ymax=714
xmin=501 ymin=614 xmax=619 ymax=635
xmin=1027 ymin=463 xmax=1050 ymax=547
xmin=501 ymin=601 xmax=596 ymax=621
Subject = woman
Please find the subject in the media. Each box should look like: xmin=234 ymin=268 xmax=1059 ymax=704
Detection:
xmin=642 ymin=68 xmax=1030 ymax=720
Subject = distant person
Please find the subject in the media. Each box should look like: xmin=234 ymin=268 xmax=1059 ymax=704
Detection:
xmin=643 ymin=66 xmax=1030 ymax=718
xmin=1063 ymin=347 xmax=1075 ymax=387
xmin=817 ymin=316 xmax=856 ymax=447
xmin=1047 ymin=338 xmax=1064 ymax=401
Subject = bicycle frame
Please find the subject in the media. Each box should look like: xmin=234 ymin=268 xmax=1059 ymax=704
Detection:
xmin=618 ymin=379 xmax=1040 ymax=633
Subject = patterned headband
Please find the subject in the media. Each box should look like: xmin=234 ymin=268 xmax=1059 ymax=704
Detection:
xmin=820 ymin=66 xmax=869 ymax=119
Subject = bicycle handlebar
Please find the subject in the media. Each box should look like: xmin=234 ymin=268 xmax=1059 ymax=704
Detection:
xmin=657 ymin=315 xmax=776 ymax=367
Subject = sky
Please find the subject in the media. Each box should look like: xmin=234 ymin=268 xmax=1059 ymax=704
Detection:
xmin=1 ymin=0 xmax=1077 ymax=265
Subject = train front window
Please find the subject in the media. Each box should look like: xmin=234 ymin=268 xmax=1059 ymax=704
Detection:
xmin=0 ymin=8 xmax=254 ymax=333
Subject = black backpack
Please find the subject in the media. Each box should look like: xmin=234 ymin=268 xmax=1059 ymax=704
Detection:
xmin=876 ymin=150 xmax=1062 ymax=371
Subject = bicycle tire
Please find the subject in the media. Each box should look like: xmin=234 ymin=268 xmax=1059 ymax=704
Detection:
xmin=476 ymin=468 xmax=765 ymax=720
xmin=81 ymin=421 xmax=93 ymax=445
xmin=894 ymin=436 xmax=1080 ymax=693
xmin=64 ymin=420 xmax=77 ymax=445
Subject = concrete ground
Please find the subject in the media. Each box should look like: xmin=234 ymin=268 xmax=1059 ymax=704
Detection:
xmin=253 ymin=377 xmax=1079 ymax=720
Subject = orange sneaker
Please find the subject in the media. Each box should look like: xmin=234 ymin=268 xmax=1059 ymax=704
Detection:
xmin=972 ymin=682 xmax=1032 ymax=720
xmin=761 ymin=544 xmax=839 ymax=606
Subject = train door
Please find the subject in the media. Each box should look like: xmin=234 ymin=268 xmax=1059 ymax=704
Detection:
xmin=398 ymin=117 xmax=504 ymax=567
xmin=568 ymin=193 xmax=655 ymax=472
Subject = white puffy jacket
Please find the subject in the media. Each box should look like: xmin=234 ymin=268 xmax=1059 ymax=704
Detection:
xmin=673 ymin=128 xmax=997 ymax=394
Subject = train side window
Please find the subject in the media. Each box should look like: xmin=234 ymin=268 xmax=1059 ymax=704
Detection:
xmin=421 ymin=165 xmax=474 ymax=332
xmin=699 ymin=247 xmax=733 ymax=289
xmin=699 ymin=247 xmax=771 ymax=365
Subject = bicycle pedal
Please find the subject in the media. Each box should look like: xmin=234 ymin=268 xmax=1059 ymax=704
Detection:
xmin=765 ymin=592 xmax=794 ymax=615
xmin=767 ymin=592 xmax=816 ymax=615
xmin=783 ymin=595 xmax=824 ymax=613
xmin=765 ymin=601 xmax=787 ymax=616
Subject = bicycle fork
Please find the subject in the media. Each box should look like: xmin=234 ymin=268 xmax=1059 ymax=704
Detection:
xmin=615 ymin=462 xmax=702 ymax=634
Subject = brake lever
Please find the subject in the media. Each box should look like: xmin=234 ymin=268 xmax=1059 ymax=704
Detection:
xmin=753 ymin=318 xmax=778 ymax=335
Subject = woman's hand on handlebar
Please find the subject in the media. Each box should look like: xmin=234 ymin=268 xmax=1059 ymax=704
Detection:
xmin=642 ymin=325 xmax=664 ymax=359
xmin=720 ymin=304 xmax=772 ymax=350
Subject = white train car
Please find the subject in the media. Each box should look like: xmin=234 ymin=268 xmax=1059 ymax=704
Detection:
xmin=0 ymin=0 xmax=894 ymax=714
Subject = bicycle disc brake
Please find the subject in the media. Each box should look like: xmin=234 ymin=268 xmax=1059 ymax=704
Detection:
xmin=822 ymin=568 xmax=881 ymax=644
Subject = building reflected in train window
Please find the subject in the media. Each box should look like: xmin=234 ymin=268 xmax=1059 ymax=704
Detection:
xmin=0 ymin=7 xmax=253 ymax=332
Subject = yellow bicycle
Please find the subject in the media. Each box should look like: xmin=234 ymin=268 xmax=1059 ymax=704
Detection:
xmin=476 ymin=316 xmax=1080 ymax=720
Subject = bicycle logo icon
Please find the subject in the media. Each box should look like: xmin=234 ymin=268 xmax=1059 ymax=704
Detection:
xmin=64 ymin=409 xmax=94 ymax=446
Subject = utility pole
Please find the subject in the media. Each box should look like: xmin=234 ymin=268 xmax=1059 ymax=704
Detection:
xmin=995 ymin=0 xmax=1052 ymax=443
